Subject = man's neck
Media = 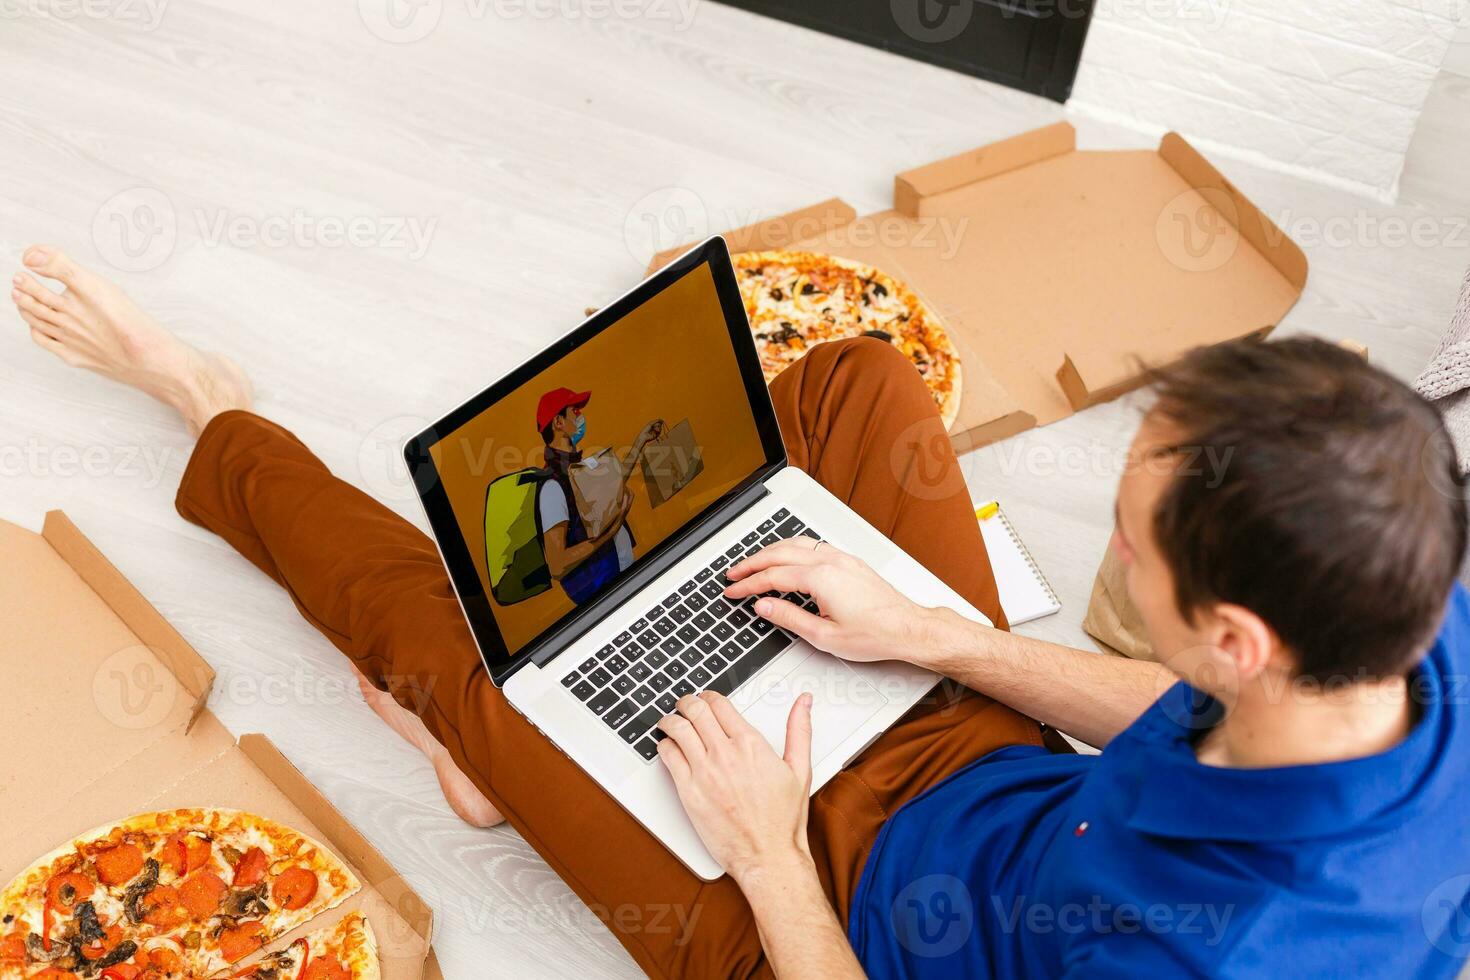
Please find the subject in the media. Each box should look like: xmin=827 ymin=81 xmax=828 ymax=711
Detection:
xmin=1197 ymin=670 xmax=1416 ymax=769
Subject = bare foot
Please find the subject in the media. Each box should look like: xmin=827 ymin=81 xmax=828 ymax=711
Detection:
xmin=11 ymin=245 xmax=252 ymax=435
xmin=354 ymin=668 xmax=506 ymax=829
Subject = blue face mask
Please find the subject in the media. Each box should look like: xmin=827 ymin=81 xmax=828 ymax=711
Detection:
xmin=569 ymin=413 xmax=587 ymax=447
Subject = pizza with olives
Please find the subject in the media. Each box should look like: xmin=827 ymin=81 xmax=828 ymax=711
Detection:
xmin=732 ymin=250 xmax=963 ymax=430
xmin=0 ymin=808 xmax=365 ymax=979
xmin=236 ymin=913 xmax=379 ymax=980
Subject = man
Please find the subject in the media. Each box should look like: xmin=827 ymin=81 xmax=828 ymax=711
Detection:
xmin=533 ymin=386 xmax=663 ymax=604
xmin=12 ymin=244 xmax=1470 ymax=977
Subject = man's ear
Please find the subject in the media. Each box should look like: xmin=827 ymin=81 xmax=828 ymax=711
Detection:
xmin=1209 ymin=603 xmax=1278 ymax=682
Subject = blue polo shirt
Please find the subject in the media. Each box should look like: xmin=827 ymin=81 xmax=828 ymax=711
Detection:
xmin=848 ymin=585 xmax=1470 ymax=977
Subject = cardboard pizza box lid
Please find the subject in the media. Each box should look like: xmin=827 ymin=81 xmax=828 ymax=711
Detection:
xmin=0 ymin=511 xmax=432 ymax=978
xmin=649 ymin=122 xmax=1307 ymax=451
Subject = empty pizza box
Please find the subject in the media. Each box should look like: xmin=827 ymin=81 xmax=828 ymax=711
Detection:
xmin=651 ymin=121 xmax=1308 ymax=450
xmin=0 ymin=512 xmax=438 ymax=979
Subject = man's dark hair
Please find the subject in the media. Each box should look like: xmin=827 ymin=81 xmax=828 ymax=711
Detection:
xmin=540 ymin=408 xmax=567 ymax=446
xmin=1145 ymin=337 xmax=1467 ymax=682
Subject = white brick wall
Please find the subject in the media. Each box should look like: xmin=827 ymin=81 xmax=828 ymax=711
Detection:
xmin=1068 ymin=0 xmax=1470 ymax=201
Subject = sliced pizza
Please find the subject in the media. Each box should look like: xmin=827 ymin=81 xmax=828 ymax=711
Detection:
xmin=232 ymin=912 xmax=379 ymax=980
xmin=0 ymin=808 xmax=361 ymax=979
xmin=732 ymin=249 xmax=963 ymax=430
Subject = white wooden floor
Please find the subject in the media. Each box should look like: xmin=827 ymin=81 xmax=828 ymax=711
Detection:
xmin=3 ymin=4 xmax=1468 ymax=977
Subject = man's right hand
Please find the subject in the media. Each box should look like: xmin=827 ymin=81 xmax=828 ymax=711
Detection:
xmin=723 ymin=539 xmax=936 ymax=664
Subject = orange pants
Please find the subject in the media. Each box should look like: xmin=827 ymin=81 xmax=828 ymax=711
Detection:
xmin=175 ymin=338 xmax=1040 ymax=978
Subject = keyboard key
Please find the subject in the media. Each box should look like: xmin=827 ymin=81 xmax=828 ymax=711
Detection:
xmin=719 ymin=642 xmax=741 ymax=660
xmin=659 ymin=636 xmax=684 ymax=657
xmin=686 ymin=591 xmax=708 ymax=612
xmin=727 ymin=608 xmax=751 ymax=628
xmin=612 ymin=674 xmax=636 ymax=695
xmin=751 ymin=618 xmax=774 ymax=636
xmin=725 ymin=543 xmax=744 ymax=559
xmin=638 ymin=629 xmax=660 ymax=647
xmin=588 ymin=667 xmax=613 ymax=687
xmin=776 ymin=516 xmax=805 ymax=537
xmin=629 ymin=662 xmax=652 ymax=681
xmin=648 ymin=672 xmax=672 ymax=692
xmin=670 ymin=605 xmax=692 ymax=624
xmin=560 ymin=672 xmax=579 ymax=688
xmin=656 ymin=693 xmax=677 ymax=713
xmin=734 ymin=628 xmax=759 ymax=648
xmin=604 ymin=699 xmax=638 ymax=729
xmin=700 ymin=580 xmax=722 ymax=600
xmin=623 ymin=642 xmax=646 ymax=662
xmin=692 ymin=611 xmax=716 ymax=632
xmin=653 ymin=617 xmax=677 ymax=637
xmin=689 ymin=666 xmax=713 ymax=687
xmin=572 ymin=680 xmax=596 ymax=701
xmin=711 ymin=555 xmax=729 ymax=571
xmin=578 ymin=656 xmax=597 ymax=674
xmin=696 ymin=634 xmax=720 ymax=654
xmin=804 ymin=597 xmax=821 ymax=613
xmin=588 ymin=688 xmax=619 ymax=715
xmin=647 ymin=650 xmax=669 ymax=669
xmin=741 ymin=531 xmax=759 ymax=546
xmin=757 ymin=518 xmax=776 ymax=533
xmin=672 ymin=679 xmax=697 ymax=698
xmin=678 ymin=580 xmax=698 ymax=596
xmin=695 ymin=567 xmax=713 ymax=582
xmin=597 ymin=643 xmax=617 ymax=660
xmin=613 ymin=631 xmax=632 ymax=647
xmin=679 ymin=647 xmax=702 ymax=667
xmin=676 ymin=624 xmax=700 ymax=645
xmin=800 ymin=528 xmax=820 ymax=541
xmin=708 ymin=631 xmax=793 ymax=698
xmin=622 ymin=705 xmax=664 ymax=741
xmin=634 ymin=737 xmax=660 ymax=761
xmin=663 ymin=593 xmax=681 ymax=608
xmin=760 ymin=533 xmax=779 ymax=546
xmin=772 ymin=507 xmax=790 ymax=521
xmin=665 ymin=660 xmax=688 ymax=680
xmin=708 ymin=598 xmax=732 ymax=618
xmin=706 ymin=653 xmax=728 ymax=673
xmin=632 ymin=617 xmax=650 ymax=632
xmin=632 ymin=685 xmax=656 ymax=706
xmin=712 ymin=621 xmax=735 ymax=641
xmin=605 ymin=654 xmax=629 ymax=675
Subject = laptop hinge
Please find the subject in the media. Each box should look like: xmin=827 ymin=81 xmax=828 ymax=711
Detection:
xmin=528 ymin=474 xmax=776 ymax=669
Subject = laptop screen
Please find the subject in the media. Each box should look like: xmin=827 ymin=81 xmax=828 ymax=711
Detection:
xmin=416 ymin=248 xmax=777 ymax=665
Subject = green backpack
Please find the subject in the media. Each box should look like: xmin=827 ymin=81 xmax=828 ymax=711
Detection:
xmin=483 ymin=468 xmax=553 ymax=605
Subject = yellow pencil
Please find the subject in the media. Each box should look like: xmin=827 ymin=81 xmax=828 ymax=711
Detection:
xmin=975 ymin=502 xmax=999 ymax=521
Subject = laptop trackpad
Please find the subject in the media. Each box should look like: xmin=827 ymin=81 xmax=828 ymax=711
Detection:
xmin=734 ymin=652 xmax=888 ymax=764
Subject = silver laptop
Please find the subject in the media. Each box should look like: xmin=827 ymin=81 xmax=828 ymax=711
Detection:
xmin=405 ymin=237 xmax=991 ymax=879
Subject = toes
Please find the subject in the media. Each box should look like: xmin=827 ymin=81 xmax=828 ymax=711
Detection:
xmin=23 ymin=244 xmax=90 ymax=290
xmin=12 ymin=286 xmax=76 ymax=331
xmin=12 ymin=271 xmax=70 ymax=312
xmin=18 ymin=311 xmax=79 ymax=365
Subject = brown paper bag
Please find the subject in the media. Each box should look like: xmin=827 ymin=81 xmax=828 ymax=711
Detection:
xmin=568 ymin=449 xmax=625 ymax=538
xmin=641 ymin=418 xmax=705 ymax=508
xmin=1082 ymin=544 xmax=1156 ymax=661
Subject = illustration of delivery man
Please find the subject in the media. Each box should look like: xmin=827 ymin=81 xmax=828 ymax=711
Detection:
xmin=536 ymin=387 xmax=664 ymax=605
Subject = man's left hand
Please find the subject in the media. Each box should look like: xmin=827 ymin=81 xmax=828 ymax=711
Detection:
xmin=657 ymin=691 xmax=814 ymax=883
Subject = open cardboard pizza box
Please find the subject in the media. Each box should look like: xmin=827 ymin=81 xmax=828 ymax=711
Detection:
xmin=0 ymin=512 xmax=434 ymax=978
xmin=650 ymin=121 xmax=1309 ymax=450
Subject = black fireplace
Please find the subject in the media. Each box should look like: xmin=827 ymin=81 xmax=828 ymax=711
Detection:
xmin=717 ymin=0 xmax=1096 ymax=102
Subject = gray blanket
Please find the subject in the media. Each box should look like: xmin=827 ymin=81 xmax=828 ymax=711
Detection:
xmin=1416 ymin=265 xmax=1470 ymax=474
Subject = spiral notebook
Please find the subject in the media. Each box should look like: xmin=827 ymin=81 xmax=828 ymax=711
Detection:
xmin=975 ymin=501 xmax=1061 ymax=625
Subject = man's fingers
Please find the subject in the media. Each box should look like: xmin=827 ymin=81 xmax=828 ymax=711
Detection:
xmin=751 ymin=596 xmax=831 ymax=645
xmin=783 ymin=693 xmax=814 ymax=785
xmin=723 ymin=564 xmax=814 ymax=600
xmin=727 ymin=538 xmax=832 ymax=580
xmin=656 ymin=712 xmax=707 ymax=763
xmin=676 ymin=694 xmax=729 ymax=749
xmin=700 ymin=690 xmax=754 ymax=738
xmin=656 ymin=736 xmax=691 ymax=782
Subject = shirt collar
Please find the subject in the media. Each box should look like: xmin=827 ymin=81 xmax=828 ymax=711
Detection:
xmin=1124 ymin=639 xmax=1451 ymax=844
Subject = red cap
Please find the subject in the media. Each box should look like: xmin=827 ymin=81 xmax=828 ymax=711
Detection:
xmin=536 ymin=387 xmax=591 ymax=431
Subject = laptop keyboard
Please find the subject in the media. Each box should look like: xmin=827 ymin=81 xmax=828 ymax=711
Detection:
xmin=558 ymin=507 xmax=823 ymax=763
